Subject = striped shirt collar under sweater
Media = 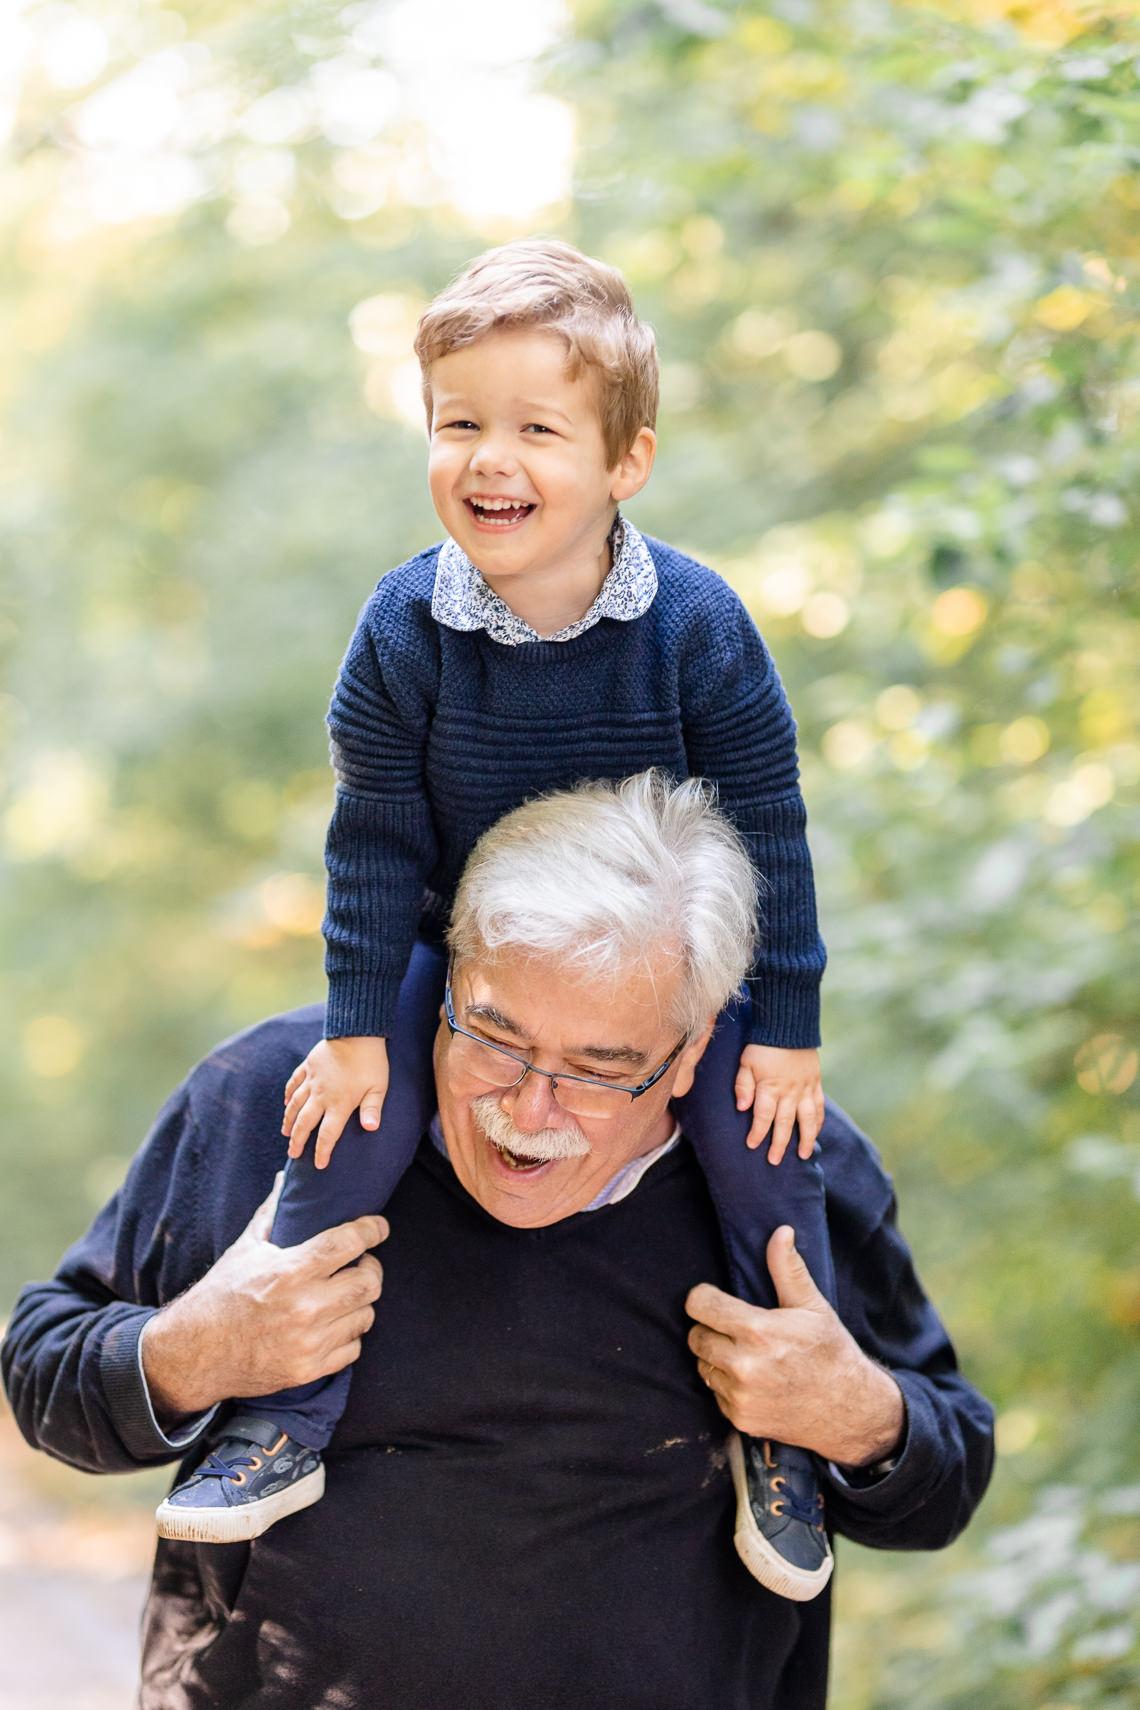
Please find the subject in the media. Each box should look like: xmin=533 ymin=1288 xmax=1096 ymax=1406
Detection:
xmin=430 ymin=510 xmax=658 ymax=644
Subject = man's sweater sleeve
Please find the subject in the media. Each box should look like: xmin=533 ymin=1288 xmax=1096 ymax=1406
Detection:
xmin=1 ymin=1081 xmax=214 ymax=1474
xmin=823 ymin=1189 xmax=995 ymax=1550
xmin=323 ymin=575 xmax=440 ymax=1039
xmin=681 ymin=587 xmax=826 ymax=1049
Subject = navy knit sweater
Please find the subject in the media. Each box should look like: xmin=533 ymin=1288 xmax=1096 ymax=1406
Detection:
xmin=324 ymin=534 xmax=826 ymax=1045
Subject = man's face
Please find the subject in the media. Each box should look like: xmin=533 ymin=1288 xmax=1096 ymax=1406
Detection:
xmin=426 ymin=327 xmax=626 ymax=589
xmin=434 ymin=947 xmax=711 ymax=1229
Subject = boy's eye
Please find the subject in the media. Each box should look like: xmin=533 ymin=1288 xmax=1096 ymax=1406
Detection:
xmin=441 ymin=420 xmax=477 ymax=431
xmin=523 ymin=423 xmax=554 ymax=434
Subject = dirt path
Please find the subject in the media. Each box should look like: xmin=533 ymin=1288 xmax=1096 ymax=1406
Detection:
xmin=0 ymin=1409 xmax=157 ymax=1709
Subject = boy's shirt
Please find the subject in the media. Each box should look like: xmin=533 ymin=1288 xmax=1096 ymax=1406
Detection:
xmin=431 ymin=510 xmax=657 ymax=643
xmin=322 ymin=526 xmax=826 ymax=1050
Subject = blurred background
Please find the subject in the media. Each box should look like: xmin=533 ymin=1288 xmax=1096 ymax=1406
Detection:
xmin=1 ymin=0 xmax=1137 ymax=1704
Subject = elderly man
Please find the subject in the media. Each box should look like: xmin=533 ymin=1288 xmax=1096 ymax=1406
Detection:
xmin=3 ymin=773 xmax=993 ymax=1709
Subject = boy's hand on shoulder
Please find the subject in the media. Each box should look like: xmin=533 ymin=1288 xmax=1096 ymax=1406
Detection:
xmin=735 ymin=1044 xmax=823 ymax=1164
xmin=282 ymin=1036 xmax=390 ymax=1170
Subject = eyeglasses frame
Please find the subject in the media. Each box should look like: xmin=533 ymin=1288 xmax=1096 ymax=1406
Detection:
xmin=443 ymin=965 xmax=689 ymax=1106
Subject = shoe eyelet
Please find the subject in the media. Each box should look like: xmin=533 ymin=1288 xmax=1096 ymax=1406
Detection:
xmin=770 ymin=1499 xmax=785 ymax=1516
xmin=762 ymin=1442 xmax=778 ymax=1470
xmin=771 ymin=1476 xmax=786 ymax=1492
xmin=231 ymin=1471 xmax=247 ymax=1487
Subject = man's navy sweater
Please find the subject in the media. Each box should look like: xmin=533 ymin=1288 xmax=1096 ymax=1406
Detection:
xmin=324 ymin=535 xmax=826 ymax=1045
xmin=2 ymin=1008 xmax=994 ymax=1710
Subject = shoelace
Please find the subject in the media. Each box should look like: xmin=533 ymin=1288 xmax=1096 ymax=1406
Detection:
xmin=196 ymin=1447 xmax=257 ymax=1483
xmin=752 ymin=1446 xmax=826 ymax=1529
xmin=769 ymin=1485 xmax=824 ymax=1528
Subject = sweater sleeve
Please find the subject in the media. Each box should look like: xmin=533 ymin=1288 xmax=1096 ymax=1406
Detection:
xmin=0 ymin=1083 xmax=215 ymax=1474
xmin=822 ymin=1191 xmax=995 ymax=1551
xmin=323 ymin=573 xmax=441 ymax=1039
xmin=681 ymin=587 xmax=826 ymax=1048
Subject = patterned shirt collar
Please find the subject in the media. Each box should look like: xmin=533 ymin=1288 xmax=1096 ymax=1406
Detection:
xmin=431 ymin=511 xmax=657 ymax=644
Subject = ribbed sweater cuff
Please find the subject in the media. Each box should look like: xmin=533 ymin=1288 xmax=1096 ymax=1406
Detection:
xmin=100 ymin=1309 xmax=218 ymax=1463
xmin=821 ymin=1373 xmax=937 ymax=1517
xmin=749 ymin=981 xmax=821 ymax=1050
xmin=324 ymin=970 xmax=400 ymax=1040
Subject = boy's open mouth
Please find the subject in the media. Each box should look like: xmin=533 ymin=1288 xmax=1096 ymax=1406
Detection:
xmin=465 ymin=498 xmax=536 ymax=529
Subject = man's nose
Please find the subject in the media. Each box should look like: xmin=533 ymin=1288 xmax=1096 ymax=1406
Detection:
xmin=503 ymin=1066 xmax=561 ymax=1131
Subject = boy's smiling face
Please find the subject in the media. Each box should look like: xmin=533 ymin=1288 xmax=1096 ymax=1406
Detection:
xmin=426 ymin=327 xmax=654 ymax=628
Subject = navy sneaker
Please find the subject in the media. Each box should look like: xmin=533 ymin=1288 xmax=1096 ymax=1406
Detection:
xmin=155 ymin=1415 xmax=325 ymax=1544
xmin=727 ymin=1433 xmax=833 ymax=1601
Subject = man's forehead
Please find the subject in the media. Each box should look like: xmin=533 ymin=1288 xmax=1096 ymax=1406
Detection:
xmin=454 ymin=952 xmax=676 ymax=1067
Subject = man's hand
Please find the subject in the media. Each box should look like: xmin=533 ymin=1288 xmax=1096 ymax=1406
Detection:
xmin=141 ymin=1173 xmax=387 ymax=1419
xmin=686 ymin=1226 xmax=904 ymax=1468
xmin=735 ymin=1044 xmax=823 ymax=1163
xmin=283 ymin=1035 xmax=390 ymax=1169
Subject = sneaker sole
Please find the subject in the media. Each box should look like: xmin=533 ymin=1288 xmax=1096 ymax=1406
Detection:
xmin=155 ymin=1464 xmax=326 ymax=1544
xmin=726 ymin=1432 xmax=834 ymax=1602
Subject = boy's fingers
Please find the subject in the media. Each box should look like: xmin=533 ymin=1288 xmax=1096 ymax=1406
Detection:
xmin=746 ymin=1088 xmax=778 ymax=1151
xmin=287 ymin=1097 xmax=322 ymax=1158
xmin=281 ymin=1081 xmax=309 ymax=1137
xmin=796 ymin=1093 xmax=822 ymax=1159
xmin=734 ymin=1065 xmax=756 ymax=1112
xmin=768 ymin=1098 xmax=796 ymax=1167
xmin=314 ymin=1109 xmax=348 ymax=1171
xmin=359 ymin=1086 xmax=387 ymax=1131
xmin=284 ymin=1065 xmax=305 ymax=1101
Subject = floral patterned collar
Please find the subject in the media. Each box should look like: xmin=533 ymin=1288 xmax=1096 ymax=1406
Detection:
xmin=430 ymin=511 xmax=657 ymax=644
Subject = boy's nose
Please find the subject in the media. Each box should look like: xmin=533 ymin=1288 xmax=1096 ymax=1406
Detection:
xmin=469 ymin=434 xmax=519 ymax=477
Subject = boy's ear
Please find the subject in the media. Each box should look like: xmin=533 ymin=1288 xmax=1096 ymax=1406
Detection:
xmin=610 ymin=427 xmax=657 ymax=503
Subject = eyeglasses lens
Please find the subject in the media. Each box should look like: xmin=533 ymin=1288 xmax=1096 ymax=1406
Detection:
xmin=453 ymin=1033 xmax=628 ymax=1116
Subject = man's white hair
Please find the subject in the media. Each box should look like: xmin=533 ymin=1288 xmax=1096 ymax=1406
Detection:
xmin=448 ymin=770 xmax=758 ymax=1037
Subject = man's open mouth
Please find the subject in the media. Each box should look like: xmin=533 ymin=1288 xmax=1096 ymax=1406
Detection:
xmin=489 ymin=1137 xmax=550 ymax=1172
xmin=465 ymin=499 xmax=536 ymax=529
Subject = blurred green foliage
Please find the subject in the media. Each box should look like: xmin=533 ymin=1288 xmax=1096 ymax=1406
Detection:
xmin=1 ymin=0 xmax=1137 ymax=1703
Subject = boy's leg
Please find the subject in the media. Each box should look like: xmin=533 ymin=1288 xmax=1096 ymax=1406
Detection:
xmin=675 ymin=990 xmax=835 ymax=1310
xmin=242 ymin=939 xmax=447 ymax=1448
xmin=155 ymin=943 xmax=446 ymax=1542
xmin=675 ymin=990 xmax=835 ymax=1603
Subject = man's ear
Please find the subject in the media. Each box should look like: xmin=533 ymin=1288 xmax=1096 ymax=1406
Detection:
xmin=669 ymin=1014 xmax=716 ymax=1100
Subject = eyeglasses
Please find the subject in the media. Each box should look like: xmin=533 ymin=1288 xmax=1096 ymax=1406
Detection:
xmin=443 ymin=969 xmax=688 ymax=1119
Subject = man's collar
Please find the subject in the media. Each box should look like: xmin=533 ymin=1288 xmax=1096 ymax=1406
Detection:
xmin=430 ymin=511 xmax=657 ymax=645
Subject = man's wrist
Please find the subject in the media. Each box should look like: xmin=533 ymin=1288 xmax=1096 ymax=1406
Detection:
xmin=141 ymin=1291 xmax=226 ymax=1418
xmin=834 ymin=1359 xmax=906 ymax=1469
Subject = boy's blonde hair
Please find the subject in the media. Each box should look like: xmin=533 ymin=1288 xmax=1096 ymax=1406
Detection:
xmin=414 ymin=238 xmax=658 ymax=469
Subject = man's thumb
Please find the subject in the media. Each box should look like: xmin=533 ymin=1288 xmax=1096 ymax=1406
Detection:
xmin=767 ymin=1225 xmax=823 ymax=1308
xmin=247 ymin=1169 xmax=285 ymax=1240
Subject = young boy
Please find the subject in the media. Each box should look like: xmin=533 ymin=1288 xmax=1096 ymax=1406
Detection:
xmin=157 ymin=239 xmax=833 ymax=1601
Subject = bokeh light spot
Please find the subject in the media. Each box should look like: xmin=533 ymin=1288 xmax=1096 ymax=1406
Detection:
xmin=23 ymin=1015 xmax=88 ymax=1079
xmin=1075 ymin=1034 xmax=1137 ymax=1097
xmin=931 ymin=586 xmax=988 ymax=637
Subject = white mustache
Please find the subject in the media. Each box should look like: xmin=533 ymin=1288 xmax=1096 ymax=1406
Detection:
xmin=472 ymin=1093 xmax=591 ymax=1161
